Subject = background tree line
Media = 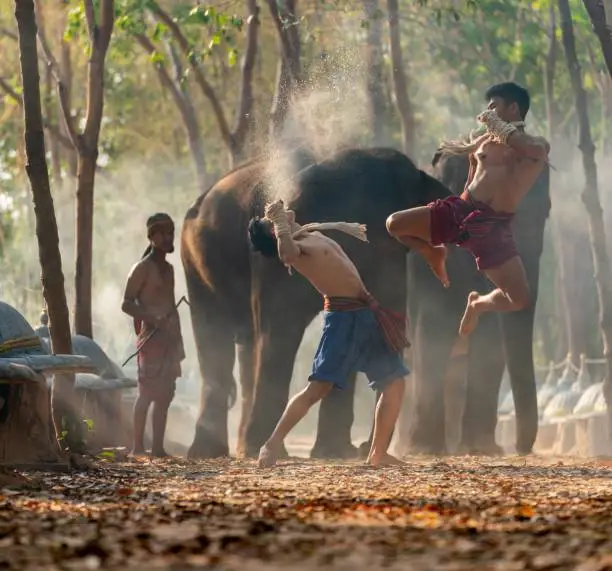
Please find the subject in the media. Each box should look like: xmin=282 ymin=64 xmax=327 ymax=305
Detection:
xmin=2 ymin=0 xmax=612 ymax=377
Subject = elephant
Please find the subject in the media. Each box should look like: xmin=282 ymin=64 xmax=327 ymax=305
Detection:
xmin=180 ymin=146 xmax=453 ymax=459
xmin=402 ymin=149 xmax=550 ymax=455
xmin=180 ymin=144 xmax=550 ymax=460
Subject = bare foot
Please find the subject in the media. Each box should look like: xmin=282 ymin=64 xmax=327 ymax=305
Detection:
xmin=151 ymin=449 xmax=171 ymax=458
xmin=129 ymin=448 xmax=147 ymax=457
xmin=459 ymin=291 xmax=481 ymax=337
xmin=367 ymin=452 xmax=405 ymax=467
xmin=426 ymin=245 xmax=450 ymax=288
xmin=258 ymin=444 xmax=279 ymax=468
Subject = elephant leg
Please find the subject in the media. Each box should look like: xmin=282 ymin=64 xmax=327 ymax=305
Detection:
xmin=501 ymin=307 xmax=538 ymax=455
xmin=444 ymin=354 xmax=467 ymax=455
xmin=310 ymin=372 xmax=359 ymax=459
xmin=187 ymin=293 xmax=236 ymax=459
xmin=407 ymin=313 xmax=456 ymax=455
xmin=245 ymin=319 xmax=308 ymax=458
xmin=460 ymin=313 xmax=505 ymax=455
xmin=235 ymin=329 xmax=255 ymax=459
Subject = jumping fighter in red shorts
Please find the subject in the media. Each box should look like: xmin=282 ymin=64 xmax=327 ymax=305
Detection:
xmin=386 ymin=82 xmax=550 ymax=337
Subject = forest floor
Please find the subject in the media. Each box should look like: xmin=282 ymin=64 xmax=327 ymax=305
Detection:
xmin=1 ymin=451 xmax=612 ymax=570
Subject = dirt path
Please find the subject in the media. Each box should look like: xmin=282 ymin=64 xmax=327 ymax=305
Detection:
xmin=1 ymin=455 xmax=612 ymax=570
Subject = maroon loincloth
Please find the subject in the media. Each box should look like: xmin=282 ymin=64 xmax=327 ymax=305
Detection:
xmin=134 ymin=313 xmax=185 ymax=402
xmin=323 ymin=292 xmax=410 ymax=353
xmin=427 ymin=193 xmax=517 ymax=271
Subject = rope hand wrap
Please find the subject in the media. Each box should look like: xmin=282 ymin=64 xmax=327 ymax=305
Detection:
xmin=264 ymin=199 xmax=368 ymax=274
xmin=264 ymin=200 xmax=292 ymax=238
xmin=469 ymin=120 xmax=525 ymax=142
xmin=477 ymin=110 xmax=518 ymax=145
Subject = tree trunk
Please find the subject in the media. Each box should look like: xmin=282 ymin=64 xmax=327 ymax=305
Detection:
xmin=266 ymin=0 xmax=301 ymax=138
xmin=71 ymin=1 xmax=115 ymax=339
xmin=386 ymin=0 xmax=415 ymax=156
xmin=44 ymin=65 xmax=63 ymax=188
xmin=0 ymin=378 xmax=63 ymax=467
xmin=363 ymin=0 xmax=387 ymax=145
xmin=559 ymin=0 xmax=612 ymax=451
xmin=74 ymin=153 xmax=97 ymax=337
xmin=554 ymin=266 xmax=569 ymax=361
xmin=14 ymin=0 xmax=77 ymax=452
xmin=582 ymin=0 xmax=612 ymax=79
xmin=269 ymin=56 xmax=292 ymax=139
xmin=59 ymin=37 xmax=77 ymax=178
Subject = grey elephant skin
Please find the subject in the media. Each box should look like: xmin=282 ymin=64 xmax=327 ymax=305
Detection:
xmin=180 ymin=147 xmax=450 ymax=459
xmin=180 ymin=145 xmax=550 ymax=459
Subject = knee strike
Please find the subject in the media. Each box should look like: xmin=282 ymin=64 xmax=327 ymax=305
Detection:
xmin=386 ymin=213 xmax=400 ymax=236
xmin=511 ymin=290 xmax=531 ymax=311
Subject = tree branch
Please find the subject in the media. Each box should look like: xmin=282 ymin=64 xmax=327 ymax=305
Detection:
xmin=133 ymin=33 xmax=194 ymax=132
xmin=0 ymin=76 xmax=73 ymax=150
xmin=582 ymin=0 xmax=612 ymax=80
xmin=98 ymin=0 xmax=115 ymax=52
xmin=35 ymin=6 xmax=82 ymax=152
xmin=264 ymin=0 xmax=301 ymax=84
xmin=134 ymin=32 xmax=208 ymax=184
xmin=81 ymin=0 xmax=115 ymax=147
xmin=148 ymin=1 xmax=234 ymax=148
xmin=83 ymin=0 xmax=96 ymax=43
xmin=0 ymin=27 xmax=18 ymax=42
xmin=233 ymin=0 xmax=260 ymax=146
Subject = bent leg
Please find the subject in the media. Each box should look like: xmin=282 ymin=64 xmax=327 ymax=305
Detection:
xmin=258 ymin=381 xmax=332 ymax=467
xmin=386 ymin=206 xmax=449 ymax=288
xmin=459 ymin=256 xmax=531 ymax=337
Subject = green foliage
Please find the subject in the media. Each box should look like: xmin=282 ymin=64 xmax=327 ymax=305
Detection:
xmin=1 ymin=0 xmax=611 ymax=362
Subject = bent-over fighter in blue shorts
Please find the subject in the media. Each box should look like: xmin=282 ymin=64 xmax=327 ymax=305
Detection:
xmin=248 ymin=199 xmax=410 ymax=467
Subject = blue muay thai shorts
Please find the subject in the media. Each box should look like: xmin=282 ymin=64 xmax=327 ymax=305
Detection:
xmin=309 ymin=307 xmax=410 ymax=392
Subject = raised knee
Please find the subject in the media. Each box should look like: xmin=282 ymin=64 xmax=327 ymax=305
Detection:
xmin=512 ymin=291 xmax=531 ymax=311
xmin=385 ymin=213 xmax=400 ymax=236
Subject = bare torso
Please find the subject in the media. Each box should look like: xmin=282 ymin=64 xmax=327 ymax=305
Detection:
xmin=124 ymin=256 xmax=178 ymax=331
xmin=464 ymin=135 xmax=547 ymax=213
xmin=288 ymin=232 xmax=366 ymax=298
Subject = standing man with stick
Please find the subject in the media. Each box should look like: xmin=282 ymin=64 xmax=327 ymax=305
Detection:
xmin=121 ymin=213 xmax=185 ymax=457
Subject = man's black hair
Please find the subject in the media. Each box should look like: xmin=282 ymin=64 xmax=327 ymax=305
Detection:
xmin=485 ymin=82 xmax=530 ymax=120
xmin=141 ymin=212 xmax=174 ymax=259
xmin=248 ymin=217 xmax=278 ymax=258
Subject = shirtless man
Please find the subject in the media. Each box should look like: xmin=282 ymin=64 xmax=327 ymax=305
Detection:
xmin=121 ymin=213 xmax=185 ymax=457
xmin=248 ymin=200 xmax=410 ymax=468
xmin=386 ymin=82 xmax=550 ymax=337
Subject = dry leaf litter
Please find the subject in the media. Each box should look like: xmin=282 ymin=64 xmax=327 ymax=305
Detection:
xmin=1 ymin=453 xmax=612 ymax=570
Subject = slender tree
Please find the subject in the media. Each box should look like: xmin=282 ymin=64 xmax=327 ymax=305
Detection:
xmin=37 ymin=0 xmax=115 ymax=339
xmin=142 ymin=0 xmax=260 ymax=169
xmin=14 ymin=0 xmax=78 ymax=449
xmin=387 ymin=0 xmax=415 ymax=156
xmin=582 ymin=0 xmax=612 ymax=79
xmin=559 ymin=0 xmax=612 ymax=451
